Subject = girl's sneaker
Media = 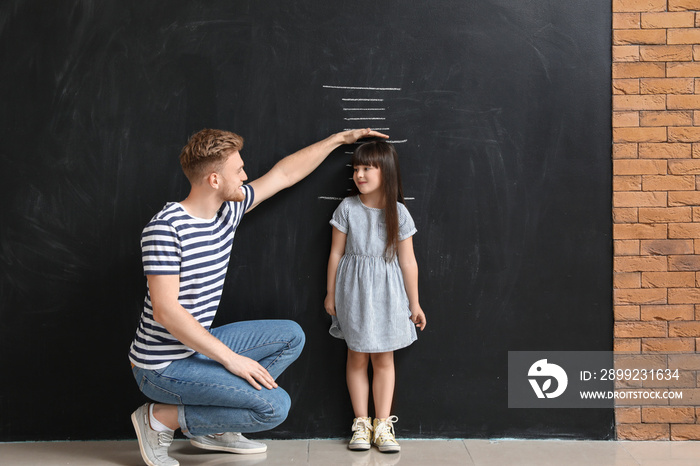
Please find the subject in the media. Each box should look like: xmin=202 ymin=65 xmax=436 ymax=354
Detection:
xmin=348 ymin=417 xmax=373 ymax=451
xmin=372 ymin=416 xmax=401 ymax=453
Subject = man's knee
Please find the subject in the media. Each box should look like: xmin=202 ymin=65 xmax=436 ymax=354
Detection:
xmin=253 ymin=388 xmax=291 ymax=429
xmin=286 ymin=320 xmax=305 ymax=352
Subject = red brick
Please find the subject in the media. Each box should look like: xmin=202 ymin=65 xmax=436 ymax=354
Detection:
xmin=615 ymin=288 xmax=668 ymax=304
xmin=671 ymin=425 xmax=700 ymax=440
xmin=669 ymin=255 xmax=700 ymax=270
xmin=615 ymin=256 xmax=668 ymax=272
xmin=614 ymin=0 xmax=668 ymax=12
xmin=639 ymin=143 xmax=691 ymax=159
xmin=615 ymin=31 xmax=667 ymax=46
xmin=616 ymin=304 xmax=642 ymax=319
xmin=643 ymin=337 xmax=696 ymax=352
xmin=667 ymin=62 xmax=700 ymax=77
xmin=642 ymin=406 xmax=695 ymax=423
xmin=668 ymin=159 xmax=700 ymax=174
xmin=614 ymin=78 xmax=641 ymax=94
xmin=614 ymin=45 xmax=641 ymax=62
xmin=641 ymin=45 xmax=693 ymax=61
xmin=669 ymin=126 xmax=700 ymax=142
xmin=668 ymin=95 xmax=700 ymax=110
xmin=615 ymin=321 xmax=668 ymax=337
xmin=640 ymin=111 xmax=692 ymax=126
xmin=615 ymin=160 xmax=667 ymax=175
xmin=641 ymin=240 xmax=694 ymax=255
xmin=668 ymin=288 xmax=700 ymax=304
xmin=614 ymin=111 xmax=640 ymax=127
xmin=616 ymin=272 xmax=642 ymax=288
xmin=615 ymin=62 xmax=666 ymax=78
xmin=667 ymin=353 xmax=700 ymax=369
xmin=614 ymin=13 xmax=642 ymax=29
xmin=614 ymin=191 xmax=667 ymax=207
xmin=669 ymin=0 xmax=700 ymax=11
xmin=615 ymin=223 xmax=668 ymax=239
xmin=614 ymin=176 xmax=642 ymax=191
xmin=615 ymin=338 xmax=642 ymax=352
xmin=641 ymin=304 xmax=695 ymax=320
xmin=614 ymin=143 xmax=640 ymax=159
xmin=669 ymin=223 xmax=700 ymax=238
xmin=616 ymin=240 xmax=642 ymax=255
xmin=614 ymin=95 xmax=666 ymax=110
xmin=669 ymin=321 xmax=700 ymax=336
xmin=642 ymin=271 xmax=695 ymax=287
xmin=614 ymin=207 xmax=639 ymax=223
xmin=638 ymin=207 xmax=692 ymax=222
xmin=643 ymin=175 xmax=696 ymax=191
xmin=669 ymin=191 xmax=700 ymax=206
xmin=668 ymin=28 xmax=700 ymax=44
xmin=642 ymin=12 xmax=695 ymax=28
xmin=617 ymin=424 xmax=670 ymax=441
xmin=616 ymin=407 xmax=642 ymax=424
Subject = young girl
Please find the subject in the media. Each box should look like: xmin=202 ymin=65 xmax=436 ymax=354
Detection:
xmin=324 ymin=141 xmax=427 ymax=453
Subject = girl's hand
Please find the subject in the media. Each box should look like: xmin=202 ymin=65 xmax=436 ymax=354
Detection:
xmin=324 ymin=294 xmax=337 ymax=316
xmin=410 ymin=305 xmax=427 ymax=331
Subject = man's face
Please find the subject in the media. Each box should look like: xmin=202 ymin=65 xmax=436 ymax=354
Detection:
xmin=217 ymin=150 xmax=248 ymax=202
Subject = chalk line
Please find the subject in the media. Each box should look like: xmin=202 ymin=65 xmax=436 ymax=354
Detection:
xmin=323 ymin=85 xmax=401 ymax=91
xmin=319 ymin=196 xmax=416 ymax=201
xmin=343 ymin=98 xmax=384 ymax=101
xmin=344 ymin=117 xmax=386 ymax=121
xmin=343 ymin=108 xmax=386 ymax=111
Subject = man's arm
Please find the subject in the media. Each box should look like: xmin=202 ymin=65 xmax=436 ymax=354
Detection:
xmin=246 ymin=128 xmax=388 ymax=211
xmin=147 ymin=274 xmax=277 ymax=390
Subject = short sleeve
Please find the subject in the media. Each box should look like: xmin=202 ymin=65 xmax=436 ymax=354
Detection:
xmin=240 ymin=184 xmax=255 ymax=213
xmin=329 ymin=198 xmax=350 ymax=234
xmin=141 ymin=218 xmax=181 ymax=275
xmin=398 ymin=203 xmax=417 ymax=241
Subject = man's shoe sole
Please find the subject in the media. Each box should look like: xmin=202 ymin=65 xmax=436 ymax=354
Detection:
xmin=189 ymin=439 xmax=267 ymax=454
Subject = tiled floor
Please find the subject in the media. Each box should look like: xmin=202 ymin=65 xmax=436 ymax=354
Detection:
xmin=2 ymin=439 xmax=700 ymax=465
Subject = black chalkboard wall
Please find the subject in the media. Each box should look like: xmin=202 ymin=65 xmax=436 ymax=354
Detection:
xmin=0 ymin=0 xmax=612 ymax=441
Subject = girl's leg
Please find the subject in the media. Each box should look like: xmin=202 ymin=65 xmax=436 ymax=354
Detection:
xmin=370 ymin=352 xmax=395 ymax=419
xmin=346 ymin=349 xmax=370 ymax=418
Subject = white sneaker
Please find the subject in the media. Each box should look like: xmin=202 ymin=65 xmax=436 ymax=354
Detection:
xmin=373 ymin=416 xmax=401 ymax=453
xmin=131 ymin=404 xmax=179 ymax=466
xmin=190 ymin=432 xmax=267 ymax=454
xmin=348 ymin=417 xmax=373 ymax=451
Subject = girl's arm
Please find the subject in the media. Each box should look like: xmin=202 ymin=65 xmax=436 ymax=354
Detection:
xmin=397 ymin=236 xmax=427 ymax=330
xmin=324 ymin=226 xmax=347 ymax=316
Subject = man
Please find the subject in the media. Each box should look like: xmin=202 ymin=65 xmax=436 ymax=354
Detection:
xmin=128 ymin=128 xmax=388 ymax=466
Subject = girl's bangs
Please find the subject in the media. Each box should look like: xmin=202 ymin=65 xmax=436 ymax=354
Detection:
xmin=351 ymin=145 xmax=383 ymax=167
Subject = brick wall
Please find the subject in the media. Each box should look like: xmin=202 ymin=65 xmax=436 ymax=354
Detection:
xmin=613 ymin=0 xmax=700 ymax=440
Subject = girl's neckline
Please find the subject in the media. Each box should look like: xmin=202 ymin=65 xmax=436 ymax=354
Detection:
xmin=357 ymin=195 xmax=385 ymax=210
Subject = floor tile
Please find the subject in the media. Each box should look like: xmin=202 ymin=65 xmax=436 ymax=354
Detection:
xmin=463 ymin=439 xmax=640 ymax=466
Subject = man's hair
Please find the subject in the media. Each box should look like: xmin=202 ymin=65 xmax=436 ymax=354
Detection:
xmin=179 ymin=129 xmax=244 ymax=183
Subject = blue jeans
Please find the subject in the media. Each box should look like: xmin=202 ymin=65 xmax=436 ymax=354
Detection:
xmin=131 ymin=320 xmax=305 ymax=436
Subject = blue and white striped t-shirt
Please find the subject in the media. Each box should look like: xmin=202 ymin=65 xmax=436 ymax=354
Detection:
xmin=128 ymin=185 xmax=254 ymax=369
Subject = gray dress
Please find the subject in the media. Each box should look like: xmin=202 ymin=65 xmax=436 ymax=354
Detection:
xmin=329 ymin=196 xmax=418 ymax=353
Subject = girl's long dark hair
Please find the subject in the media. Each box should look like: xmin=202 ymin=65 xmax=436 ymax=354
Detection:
xmin=350 ymin=141 xmax=405 ymax=260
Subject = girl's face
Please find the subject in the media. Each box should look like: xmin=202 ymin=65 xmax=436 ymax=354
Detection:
xmin=353 ymin=164 xmax=382 ymax=196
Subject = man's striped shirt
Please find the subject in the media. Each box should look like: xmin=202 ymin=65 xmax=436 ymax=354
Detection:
xmin=128 ymin=185 xmax=254 ymax=369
